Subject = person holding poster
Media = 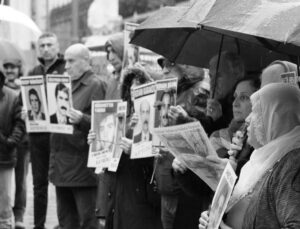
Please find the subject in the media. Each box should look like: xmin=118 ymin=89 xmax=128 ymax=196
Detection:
xmin=50 ymin=82 xmax=71 ymax=124
xmin=89 ymin=66 xmax=162 ymax=229
xmin=27 ymin=88 xmax=46 ymax=121
xmin=155 ymin=58 xmax=212 ymax=229
xmin=49 ymin=43 xmax=106 ymax=229
xmin=199 ymin=83 xmax=300 ymax=229
xmin=27 ymin=32 xmax=65 ymax=229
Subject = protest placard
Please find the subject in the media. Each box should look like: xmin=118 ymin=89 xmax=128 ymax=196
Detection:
xmin=131 ymin=81 xmax=157 ymax=159
xmin=108 ymin=101 xmax=127 ymax=172
xmin=154 ymin=121 xmax=221 ymax=190
xmin=153 ymin=78 xmax=177 ymax=147
xmin=208 ymin=163 xmax=237 ymax=229
xmin=280 ymin=71 xmax=298 ymax=86
xmin=46 ymin=75 xmax=73 ymax=134
xmin=88 ymin=100 xmax=122 ymax=170
xmin=20 ymin=75 xmax=50 ymax=132
xmin=122 ymin=22 xmax=139 ymax=71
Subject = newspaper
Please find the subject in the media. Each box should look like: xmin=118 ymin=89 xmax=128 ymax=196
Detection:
xmin=108 ymin=101 xmax=127 ymax=172
xmin=20 ymin=76 xmax=50 ymax=132
xmin=46 ymin=75 xmax=73 ymax=134
xmin=153 ymin=78 xmax=178 ymax=147
xmin=131 ymin=81 xmax=157 ymax=159
xmin=153 ymin=121 xmax=220 ymax=190
xmin=122 ymin=22 xmax=139 ymax=72
xmin=280 ymin=71 xmax=299 ymax=86
xmin=208 ymin=163 xmax=237 ymax=229
xmin=88 ymin=100 xmax=122 ymax=170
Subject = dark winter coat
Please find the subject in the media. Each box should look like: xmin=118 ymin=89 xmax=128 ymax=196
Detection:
xmin=0 ymin=86 xmax=25 ymax=167
xmin=105 ymin=130 xmax=162 ymax=229
xmin=49 ymin=70 xmax=106 ymax=186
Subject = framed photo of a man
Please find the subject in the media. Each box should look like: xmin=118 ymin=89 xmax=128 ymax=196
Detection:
xmin=88 ymin=100 xmax=122 ymax=169
xmin=153 ymin=78 xmax=177 ymax=147
xmin=131 ymin=81 xmax=157 ymax=159
xmin=46 ymin=75 xmax=73 ymax=134
xmin=20 ymin=76 xmax=50 ymax=132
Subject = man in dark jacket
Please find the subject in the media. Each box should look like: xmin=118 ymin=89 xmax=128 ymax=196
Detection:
xmin=3 ymin=58 xmax=29 ymax=229
xmin=0 ymin=70 xmax=25 ymax=228
xmin=49 ymin=43 xmax=106 ymax=229
xmin=27 ymin=32 xmax=65 ymax=229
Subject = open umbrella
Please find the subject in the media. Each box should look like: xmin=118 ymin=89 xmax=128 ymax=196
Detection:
xmin=0 ymin=38 xmax=24 ymax=63
xmin=0 ymin=4 xmax=41 ymax=37
xmin=130 ymin=4 xmax=293 ymax=72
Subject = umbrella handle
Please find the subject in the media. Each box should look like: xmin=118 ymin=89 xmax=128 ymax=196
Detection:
xmin=211 ymin=34 xmax=224 ymax=99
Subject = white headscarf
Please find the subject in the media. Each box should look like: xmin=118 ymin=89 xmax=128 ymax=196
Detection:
xmin=228 ymin=83 xmax=300 ymax=210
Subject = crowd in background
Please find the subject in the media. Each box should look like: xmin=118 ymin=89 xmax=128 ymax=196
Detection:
xmin=0 ymin=27 xmax=299 ymax=229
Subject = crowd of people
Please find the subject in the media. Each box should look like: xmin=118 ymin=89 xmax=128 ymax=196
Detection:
xmin=0 ymin=25 xmax=299 ymax=229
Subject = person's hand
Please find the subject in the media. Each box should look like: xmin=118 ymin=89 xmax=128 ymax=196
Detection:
xmin=87 ymin=129 xmax=96 ymax=145
xmin=206 ymin=99 xmax=222 ymax=121
xmin=68 ymin=108 xmax=83 ymax=124
xmin=120 ymin=137 xmax=133 ymax=155
xmin=169 ymin=105 xmax=188 ymax=123
xmin=199 ymin=210 xmax=209 ymax=229
xmin=228 ymin=131 xmax=244 ymax=158
xmin=21 ymin=107 xmax=27 ymax=121
xmin=172 ymin=158 xmax=188 ymax=173
xmin=129 ymin=113 xmax=139 ymax=128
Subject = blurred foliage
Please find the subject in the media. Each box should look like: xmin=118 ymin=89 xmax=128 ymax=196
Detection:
xmin=119 ymin=0 xmax=187 ymax=18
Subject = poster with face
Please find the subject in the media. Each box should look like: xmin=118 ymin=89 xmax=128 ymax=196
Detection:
xmin=46 ymin=75 xmax=73 ymax=134
xmin=153 ymin=78 xmax=177 ymax=147
xmin=121 ymin=22 xmax=139 ymax=80
xmin=88 ymin=100 xmax=123 ymax=170
xmin=108 ymin=101 xmax=127 ymax=172
xmin=20 ymin=76 xmax=50 ymax=132
xmin=131 ymin=81 xmax=157 ymax=159
xmin=208 ymin=163 xmax=237 ymax=229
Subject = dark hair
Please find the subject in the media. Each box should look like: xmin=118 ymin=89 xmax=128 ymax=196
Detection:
xmin=38 ymin=32 xmax=57 ymax=41
xmin=156 ymin=89 xmax=176 ymax=110
xmin=55 ymin=82 xmax=69 ymax=98
xmin=0 ymin=71 xmax=5 ymax=89
xmin=28 ymin=88 xmax=41 ymax=106
xmin=233 ymin=75 xmax=261 ymax=93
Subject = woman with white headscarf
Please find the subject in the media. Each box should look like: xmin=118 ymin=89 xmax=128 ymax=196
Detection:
xmin=199 ymin=83 xmax=300 ymax=229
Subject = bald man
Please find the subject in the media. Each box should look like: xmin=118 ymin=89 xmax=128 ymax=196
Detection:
xmin=134 ymin=99 xmax=152 ymax=142
xmin=49 ymin=43 xmax=106 ymax=229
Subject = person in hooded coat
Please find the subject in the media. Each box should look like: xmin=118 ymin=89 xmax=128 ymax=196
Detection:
xmin=199 ymin=83 xmax=300 ymax=229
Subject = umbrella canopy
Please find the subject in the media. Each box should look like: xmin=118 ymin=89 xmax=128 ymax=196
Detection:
xmin=183 ymin=0 xmax=300 ymax=56
xmin=0 ymin=5 xmax=41 ymax=37
xmin=130 ymin=4 xmax=293 ymax=71
xmin=0 ymin=39 xmax=24 ymax=65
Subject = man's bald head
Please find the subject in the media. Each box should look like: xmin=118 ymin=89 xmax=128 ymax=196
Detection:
xmin=65 ymin=43 xmax=91 ymax=80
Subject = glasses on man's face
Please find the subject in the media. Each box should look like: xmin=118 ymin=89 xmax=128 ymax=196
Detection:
xmin=163 ymin=60 xmax=175 ymax=70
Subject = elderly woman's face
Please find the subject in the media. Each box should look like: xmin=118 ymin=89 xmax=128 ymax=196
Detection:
xmin=246 ymin=112 xmax=263 ymax=149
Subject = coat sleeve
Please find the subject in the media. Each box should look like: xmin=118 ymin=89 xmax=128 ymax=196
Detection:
xmin=273 ymin=154 xmax=300 ymax=228
xmin=77 ymin=79 xmax=106 ymax=133
xmin=6 ymin=95 xmax=25 ymax=146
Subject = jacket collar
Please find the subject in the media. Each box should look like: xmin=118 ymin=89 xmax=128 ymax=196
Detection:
xmin=72 ymin=70 xmax=94 ymax=92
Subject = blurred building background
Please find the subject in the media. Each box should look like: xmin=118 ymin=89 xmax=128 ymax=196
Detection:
xmin=1 ymin=0 xmax=189 ymax=76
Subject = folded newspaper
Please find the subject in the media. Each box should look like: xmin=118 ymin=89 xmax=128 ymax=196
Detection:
xmin=153 ymin=121 xmax=222 ymax=190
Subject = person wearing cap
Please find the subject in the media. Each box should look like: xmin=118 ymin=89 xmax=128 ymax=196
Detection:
xmin=3 ymin=58 xmax=30 ymax=229
xmin=0 ymin=70 xmax=25 ymax=229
